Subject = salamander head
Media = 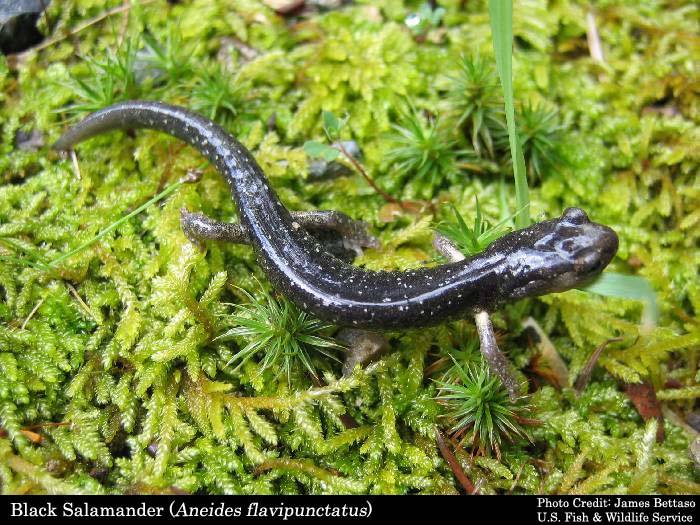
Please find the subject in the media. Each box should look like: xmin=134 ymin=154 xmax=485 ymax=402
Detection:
xmin=497 ymin=207 xmax=619 ymax=301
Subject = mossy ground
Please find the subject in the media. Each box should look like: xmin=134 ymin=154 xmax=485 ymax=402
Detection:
xmin=0 ymin=0 xmax=699 ymax=494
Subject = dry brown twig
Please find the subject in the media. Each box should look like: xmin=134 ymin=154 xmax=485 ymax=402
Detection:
xmin=435 ymin=429 xmax=479 ymax=495
xmin=335 ymin=142 xmax=400 ymax=205
xmin=586 ymin=12 xmax=606 ymax=65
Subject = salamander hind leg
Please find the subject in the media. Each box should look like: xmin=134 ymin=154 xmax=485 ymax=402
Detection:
xmin=180 ymin=208 xmax=249 ymax=251
xmin=180 ymin=208 xmax=379 ymax=259
xmin=291 ymin=211 xmax=379 ymax=251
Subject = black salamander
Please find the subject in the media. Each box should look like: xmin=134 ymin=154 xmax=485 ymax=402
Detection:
xmin=53 ymin=101 xmax=619 ymax=330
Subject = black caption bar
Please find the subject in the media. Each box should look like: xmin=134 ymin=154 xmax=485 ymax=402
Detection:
xmin=1 ymin=495 xmax=698 ymax=522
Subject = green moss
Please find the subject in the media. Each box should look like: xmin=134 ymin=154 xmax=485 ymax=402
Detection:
xmin=0 ymin=0 xmax=698 ymax=495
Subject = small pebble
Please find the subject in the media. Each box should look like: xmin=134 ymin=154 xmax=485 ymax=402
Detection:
xmin=14 ymin=128 xmax=44 ymax=151
xmin=686 ymin=412 xmax=700 ymax=432
xmin=690 ymin=436 xmax=700 ymax=471
xmin=0 ymin=0 xmax=50 ymax=54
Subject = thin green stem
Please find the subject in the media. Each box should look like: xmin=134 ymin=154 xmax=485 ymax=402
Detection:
xmin=49 ymin=180 xmax=184 ymax=268
xmin=0 ymin=255 xmax=51 ymax=271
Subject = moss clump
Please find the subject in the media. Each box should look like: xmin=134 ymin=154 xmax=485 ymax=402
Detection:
xmin=0 ymin=0 xmax=699 ymax=495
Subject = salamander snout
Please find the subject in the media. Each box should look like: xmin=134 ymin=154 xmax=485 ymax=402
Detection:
xmin=552 ymin=210 xmax=619 ymax=281
xmin=574 ymin=224 xmax=618 ymax=277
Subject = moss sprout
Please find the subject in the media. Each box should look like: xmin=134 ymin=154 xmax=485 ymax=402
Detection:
xmin=436 ymin=358 xmax=530 ymax=458
xmin=385 ymin=102 xmax=458 ymax=199
xmin=497 ymin=101 xmax=567 ymax=183
xmin=216 ymin=286 xmax=341 ymax=385
xmin=445 ymin=53 xmax=505 ymax=158
xmin=191 ymin=65 xmax=247 ymax=129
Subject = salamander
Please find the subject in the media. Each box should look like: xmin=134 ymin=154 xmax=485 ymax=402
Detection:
xmin=53 ymin=101 xmax=619 ymax=329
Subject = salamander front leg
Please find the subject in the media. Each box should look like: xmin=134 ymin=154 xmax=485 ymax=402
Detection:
xmin=473 ymin=311 xmax=521 ymax=401
xmin=432 ymin=233 xmax=521 ymax=401
xmin=180 ymin=208 xmax=379 ymax=254
xmin=180 ymin=209 xmax=248 ymax=249
xmin=289 ymin=211 xmax=380 ymax=254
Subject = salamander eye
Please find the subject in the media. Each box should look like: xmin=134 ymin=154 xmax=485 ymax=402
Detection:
xmin=560 ymin=239 xmax=576 ymax=252
xmin=562 ymin=208 xmax=589 ymax=225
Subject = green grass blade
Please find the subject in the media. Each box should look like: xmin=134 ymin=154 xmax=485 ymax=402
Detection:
xmin=0 ymin=255 xmax=52 ymax=271
xmin=582 ymin=272 xmax=659 ymax=325
xmin=488 ymin=0 xmax=530 ymax=228
xmin=49 ymin=180 xmax=184 ymax=268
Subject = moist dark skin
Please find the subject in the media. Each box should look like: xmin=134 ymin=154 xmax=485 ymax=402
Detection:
xmin=53 ymin=101 xmax=619 ymax=329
